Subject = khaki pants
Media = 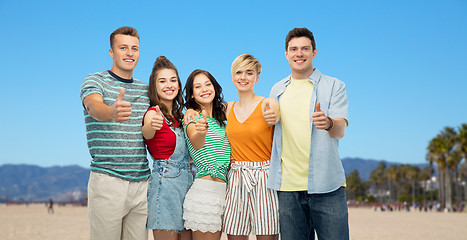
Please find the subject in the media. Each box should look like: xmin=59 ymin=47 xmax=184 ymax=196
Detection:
xmin=88 ymin=172 xmax=148 ymax=240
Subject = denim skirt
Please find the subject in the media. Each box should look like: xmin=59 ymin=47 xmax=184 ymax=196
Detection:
xmin=147 ymin=128 xmax=193 ymax=231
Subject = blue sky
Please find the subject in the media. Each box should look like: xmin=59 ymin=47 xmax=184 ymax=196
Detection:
xmin=1 ymin=0 xmax=466 ymax=168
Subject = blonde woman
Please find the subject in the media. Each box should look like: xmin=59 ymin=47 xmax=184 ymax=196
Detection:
xmin=222 ymin=54 xmax=280 ymax=240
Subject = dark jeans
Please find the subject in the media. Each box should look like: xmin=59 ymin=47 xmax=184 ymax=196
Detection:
xmin=278 ymin=187 xmax=349 ymax=240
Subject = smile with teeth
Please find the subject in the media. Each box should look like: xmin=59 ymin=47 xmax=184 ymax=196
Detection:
xmin=200 ymin=93 xmax=211 ymax=98
xmin=295 ymin=60 xmax=306 ymax=63
xmin=238 ymin=82 xmax=249 ymax=86
xmin=123 ymin=59 xmax=134 ymax=62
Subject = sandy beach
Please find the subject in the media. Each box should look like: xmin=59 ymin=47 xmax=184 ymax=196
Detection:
xmin=1 ymin=204 xmax=466 ymax=240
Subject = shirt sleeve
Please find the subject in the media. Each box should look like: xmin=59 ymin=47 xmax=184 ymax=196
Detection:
xmin=80 ymin=74 xmax=104 ymax=104
xmin=328 ymin=81 xmax=349 ymax=123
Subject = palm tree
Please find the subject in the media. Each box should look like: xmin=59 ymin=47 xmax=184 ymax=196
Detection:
xmin=384 ymin=165 xmax=400 ymax=202
xmin=420 ymin=166 xmax=433 ymax=205
xmin=457 ymin=124 xmax=467 ymax=203
xmin=346 ymin=170 xmax=365 ymax=202
xmin=427 ymin=135 xmax=446 ymax=209
xmin=460 ymin=161 xmax=467 ymax=202
xmin=370 ymin=162 xmax=387 ymax=202
xmin=458 ymin=124 xmax=467 ymax=161
xmin=427 ymin=127 xmax=457 ymax=211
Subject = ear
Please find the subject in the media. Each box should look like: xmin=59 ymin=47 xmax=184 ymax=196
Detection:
xmin=312 ymin=49 xmax=317 ymax=59
xmin=284 ymin=50 xmax=288 ymax=59
xmin=109 ymin=48 xmax=114 ymax=58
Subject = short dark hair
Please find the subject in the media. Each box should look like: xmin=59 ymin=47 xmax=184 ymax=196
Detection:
xmin=148 ymin=56 xmax=183 ymax=127
xmin=285 ymin=27 xmax=316 ymax=51
xmin=184 ymin=69 xmax=227 ymax=127
xmin=110 ymin=26 xmax=139 ymax=49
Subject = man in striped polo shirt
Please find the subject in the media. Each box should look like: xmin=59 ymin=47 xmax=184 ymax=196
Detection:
xmin=80 ymin=26 xmax=150 ymax=240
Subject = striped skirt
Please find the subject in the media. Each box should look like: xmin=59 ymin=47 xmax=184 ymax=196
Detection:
xmin=223 ymin=160 xmax=279 ymax=235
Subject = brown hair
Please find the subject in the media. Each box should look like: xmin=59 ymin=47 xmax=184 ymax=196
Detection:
xmin=285 ymin=27 xmax=316 ymax=51
xmin=183 ymin=70 xmax=227 ymax=127
xmin=110 ymin=26 xmax=139 ymax=49
xmin=148 ymin=56 xmax=184 ymax=127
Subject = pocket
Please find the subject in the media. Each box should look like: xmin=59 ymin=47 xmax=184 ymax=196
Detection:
xmin=161 ymin=165 xmax=182 ymax=178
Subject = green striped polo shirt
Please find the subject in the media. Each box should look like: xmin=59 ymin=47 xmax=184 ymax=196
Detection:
xmin=184 ymin=114 xmax=231 ymax=182
xmin=80 ymin=71 xmax=150 ymax=181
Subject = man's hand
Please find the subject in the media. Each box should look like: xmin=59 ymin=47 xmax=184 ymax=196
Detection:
xmin=311 ymin=101 xmax=330 ymax=130
xmin=151 ymin=105 xmax=164 ymax=131
xmin=112 ymin=88 xmax=132 ymax=122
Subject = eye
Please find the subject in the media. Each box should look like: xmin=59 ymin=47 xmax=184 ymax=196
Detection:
xmin=304 ymin=47 xmax=309 ymax=51
xmin=132 ymin=47 xmax=139 ymax=52
xmin=120 ymin=47 xmax=126 ymax=50
xmin=247 ymin=72 xmax=253 ymax=75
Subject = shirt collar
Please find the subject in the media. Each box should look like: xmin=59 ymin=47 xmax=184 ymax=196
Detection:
xmin=285 ymin=68 xmax=321 ymax=86
xmin=107 ymin=70 xmax=134 ymax=83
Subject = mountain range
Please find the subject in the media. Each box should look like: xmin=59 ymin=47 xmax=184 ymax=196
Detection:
xmin=0 ymin=158 xmax=429 ymax=202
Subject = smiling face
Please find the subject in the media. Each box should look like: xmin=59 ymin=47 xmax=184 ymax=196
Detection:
xmin=285 ymin=36 xmax=317 ymax=79
xmin=232 ymin=69 xmax=258 ymax=92
xmin=109 ymin=34 xmax=139 ymax=78
xmin=192 ymin=73 xmax=215 ymax=108
xmin=155 ymin=68 xmax=179 ymax=107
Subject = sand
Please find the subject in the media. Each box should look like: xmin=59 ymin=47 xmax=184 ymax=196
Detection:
xmin=1 ymin=204 xmax=466 ymax=240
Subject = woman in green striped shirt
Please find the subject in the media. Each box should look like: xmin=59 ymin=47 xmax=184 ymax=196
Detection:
xmin=182 ymin=69 xmax=231 ymax=240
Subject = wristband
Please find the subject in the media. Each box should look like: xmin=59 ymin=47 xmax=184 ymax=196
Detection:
xmin=325 ymin=117 xmax=334 ymax=131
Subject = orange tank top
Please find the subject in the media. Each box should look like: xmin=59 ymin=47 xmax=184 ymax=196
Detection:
xmin=226 ymin=99 xmax=274 ymax=162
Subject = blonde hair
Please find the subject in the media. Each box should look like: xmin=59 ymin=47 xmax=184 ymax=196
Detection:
xmin=231 ymin=54 xmax=262 ymax=76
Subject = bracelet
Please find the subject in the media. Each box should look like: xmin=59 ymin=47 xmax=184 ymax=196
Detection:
xmin=325 ymin=117 xmax=334 ymax=131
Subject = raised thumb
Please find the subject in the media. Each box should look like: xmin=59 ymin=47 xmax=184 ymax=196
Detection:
xmin=265 ymin=101 xmax=271 ymax=110
xmin=201 ymin=109 xmax=207 ymax=121
xmin=154 ymin=105 xmax=161 ymax=115
xmin=117 ymin=87 xmax=125 ymax=102
xmin=316 ymin=101 xmax=321 ymax=112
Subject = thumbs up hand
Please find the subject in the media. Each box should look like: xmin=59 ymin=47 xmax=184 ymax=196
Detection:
xmin=151 ymin=105 xmax=164 ymax=131
xmin=113 ymin=87 xmax=132 ymax=122
xmin=312 ymin=101 xmax=331 ymax=130
xmin=263 ymin=100 xmax=276 ymax=126
xmin=195 ymin=109 xmax=209 ymax=136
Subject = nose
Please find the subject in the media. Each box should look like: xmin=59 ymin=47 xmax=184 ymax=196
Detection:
xmin=242 ymin=72 xmax=249 ymax=79
xmin=297 ymin=49 xmax=304 ymax=56
xmin=168 ymin=81 xmax=176 ymax=88
xmin=126 ymin=48 xmax=133 ymax=56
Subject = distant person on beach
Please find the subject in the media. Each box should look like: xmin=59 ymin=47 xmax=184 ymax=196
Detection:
xmin=48 ymin=198 xmax=54 ymax=214
xmin=142 ymin=56 xmax=193 ymax=240
xmin=267 ymin=27 xmax=350 ymax=240
xmin=80 ymin=26 xmax=150 ymax=240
